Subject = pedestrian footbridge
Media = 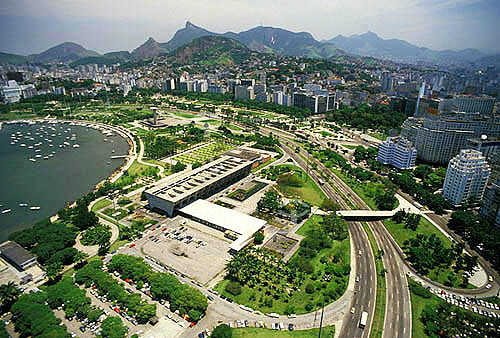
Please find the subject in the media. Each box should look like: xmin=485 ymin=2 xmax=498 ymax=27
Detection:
xmin=335 ymin=209 xmax=397 ymax=221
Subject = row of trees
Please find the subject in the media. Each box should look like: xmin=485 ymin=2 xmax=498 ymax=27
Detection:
xmin=389 ymin=171 xmax=451 ymax=214
xmin=75 ymin=260 xmax=157 ymax=324
xmin=107 ymin=254 xmax=208 ymax=321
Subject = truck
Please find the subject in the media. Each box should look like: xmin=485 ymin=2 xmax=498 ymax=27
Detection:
xmin=359 ymin=311 xmax=368 ymax=329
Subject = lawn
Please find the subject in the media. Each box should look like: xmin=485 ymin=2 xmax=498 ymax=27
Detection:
xmin=173 ymin=141 xmax=235 ymax=165
xmin=102 ymin=207 xmax=128 ymax=221
xmin=128 ymin=160 xmax=155 ymax=176
xmin=361 ymin=223 xmax=386 ymax=338
xmin=275 ymin=165 xmax=327 ymax=206
xmin=232 ymin=326 xmax=335 ymax=338
xmin=341 ymin=144 xmax=358 ymax=150
xmin=0 ymin=113 xmax=37 ymax=121
xmin=91 ymin=199 xmax=112 ymax=212
xmin=170 ymin=111 xmax=196 ymax=119
xmin=200 ymin=119 xmax=220 ymax=126
xmin=384 ymin=218 xmax=474 ymax=288
xmin=228 ymin=124 xmax=244 ymax=131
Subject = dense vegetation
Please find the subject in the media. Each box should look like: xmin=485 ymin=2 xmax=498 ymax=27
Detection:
xmin=10 ymin=292 xmax=69 ymax=338
xmin=325 ymin=103 xmax=406 ymax=131
xmin=448 ymin=210 xmax=500 ymax=272
xmin=221 ymin=214 xmax=349 ymax=314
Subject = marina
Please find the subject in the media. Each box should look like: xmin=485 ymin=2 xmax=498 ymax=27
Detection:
xmin=0 ymin=119 xmax=130 ymax=241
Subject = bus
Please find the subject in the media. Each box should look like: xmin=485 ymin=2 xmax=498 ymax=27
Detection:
xmin=317 ymin=178 xmax=325 ymax=185
xmin=359 ymin=311 xmax=368 ymax=329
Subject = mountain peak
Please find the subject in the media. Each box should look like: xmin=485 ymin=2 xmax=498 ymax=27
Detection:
xmin=185 ymin=21 xmax=201 ymax=30
xmin=357 ymin=31 xmax=380 ymax=39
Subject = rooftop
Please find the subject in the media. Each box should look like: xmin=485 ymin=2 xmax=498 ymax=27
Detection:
xmin=0 ymin=241 xmax=35 ymax=268
xmin=179 ymin=199 xmax=266 ymax=251
xmin=146 ymin=155 xmax=253 ymax=203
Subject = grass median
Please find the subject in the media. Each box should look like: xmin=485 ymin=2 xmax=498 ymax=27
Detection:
xmin=232 ymin=326 xmax=335 ymax=338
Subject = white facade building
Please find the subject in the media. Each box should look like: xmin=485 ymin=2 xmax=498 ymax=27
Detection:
xmin=442 ymin=149 xmax=491 ymax=206
xmin=377 ymin=137 xmax=417 ymax=169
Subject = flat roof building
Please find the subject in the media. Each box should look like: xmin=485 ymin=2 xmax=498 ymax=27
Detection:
xmin=0 ymin=241 xmax=37 ymax=271
xmin=179 ymin=199 xmax=266 ymax=252
xmin=145 ymin=154 xmax=256 ymax=216
xmin=377 ymin=136 xmax=417 ymax=169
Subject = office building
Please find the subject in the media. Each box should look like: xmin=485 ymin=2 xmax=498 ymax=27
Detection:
xmin=480 ymin=180 xmax=500 ymax=228
xmin=401 ymin=113 xmax=500 ymax=165
xmin=235 ymin=85 xmax=254 ymax=100
xmin=452 ymin=96 xmax=496 ymax=114
xmin=1 ymin=80 xmax=21 ymax=103
xmin=442 ymin=149 xmax=491 ymax=206
xmin=377 ymin=137 xmax=417 ymax=169
xmin=145 ymin=152 xmax=260 ymax=216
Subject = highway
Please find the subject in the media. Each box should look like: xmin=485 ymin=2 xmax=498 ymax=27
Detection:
xmin=271 ymin=137 xmax=378 ymax=338
xmin=262 ymin=127 xmax=412 ymax=338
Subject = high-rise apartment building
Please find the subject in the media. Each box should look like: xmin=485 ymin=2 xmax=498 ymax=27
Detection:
xmin=480 ymin=180 xmax=500 ymax=228
xmin=401 ymin=113 xmax=500 ymax=164
xmin=377 ymin=137 xmax=417 ymax=169
xmin=235 ymin=86 xmax=254 ymax=100
xmin=442 ymin=149 xmax=491 ymax=206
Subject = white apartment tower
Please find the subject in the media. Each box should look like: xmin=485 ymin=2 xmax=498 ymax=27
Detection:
xmin=377 ymin=136 xmax=417 ymax=169
xmin=442 ymin=149 xmax=491 ymax=206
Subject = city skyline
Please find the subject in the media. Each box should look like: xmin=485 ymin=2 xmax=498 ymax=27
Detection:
xmin=1 ymin=0 xmax=500 ymax=55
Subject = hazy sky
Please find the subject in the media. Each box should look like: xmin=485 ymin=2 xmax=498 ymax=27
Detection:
xmin=1 ymin=0 xmax=499 ymax=55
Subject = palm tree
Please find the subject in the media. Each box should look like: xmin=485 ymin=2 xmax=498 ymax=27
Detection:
xmin=74 ymin=251 xmax=89 ymax=266
xmin=0 ymin=281 xmax=21 ymax=312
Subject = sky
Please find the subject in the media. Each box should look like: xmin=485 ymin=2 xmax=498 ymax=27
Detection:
xmin=0 ymin=0 xmax=499 ymax=55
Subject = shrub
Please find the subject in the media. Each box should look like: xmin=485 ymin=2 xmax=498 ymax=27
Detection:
xmin=305 ymin=283 xmax=315 ymax=294
xmin=253 ymin=232 xmax=264 ymax=245
xmin=225 ymin=281 xmax=242 ymax=296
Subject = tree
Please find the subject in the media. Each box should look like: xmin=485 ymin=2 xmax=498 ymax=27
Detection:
xmin=253 ymin=232 xmax=264 ymax=245
xmin=100 ymin=317 xmax=127 ymax=338
xmin=257 ymin=191 xmax=281 ymax=212
xmin=172 ymin=161 xmax=187 ymax=173
xmin=212 ymin=324 xmax=232 ymax=338
xmin=46 ymin=262 xmax=63 ymax=282
xmin=0 ymin=281 xmax=21 ymax=313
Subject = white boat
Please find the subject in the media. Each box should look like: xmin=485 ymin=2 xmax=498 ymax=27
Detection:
xmin=35 ymin=154 xmax=42 ymax=158
xmin=43 ymin=156 xmax=49 ymax=160
xmin=19 ymin=203 xmax=28 ymax=207
xmin=73 ymin=144 xmax=80 ymax=148
xmin=29 ymin=158 xmax=36 ymax=162
xmin=1 ymin=209 xmax=11 ymax=214
xmin=20 ymin=144 xmax=26 ymax=147
xmin=28 ymin=146 xmax=33 ymax=149
xmin=10 ymin=142 xmax=15 ymax=145
xmin=30 ymin=206 xmax=41 ymax=210
xmin=35 ymin=149 xmax=41 ymax=152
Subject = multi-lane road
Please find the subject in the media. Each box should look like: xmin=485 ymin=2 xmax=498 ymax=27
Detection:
xmin=261 ymin=125 xmax=500 ymax=336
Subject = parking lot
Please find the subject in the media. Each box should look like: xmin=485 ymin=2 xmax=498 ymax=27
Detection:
xmin=120 ymin=218 xmax=232 ymax=285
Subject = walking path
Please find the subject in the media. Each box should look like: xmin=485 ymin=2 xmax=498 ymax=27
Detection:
xmin=137 ymin=137 xmax=165 ymax=177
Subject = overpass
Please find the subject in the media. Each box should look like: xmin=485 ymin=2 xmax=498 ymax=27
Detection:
xmin=336 ymin=209 xmax=397 ymax=221
xmin=336 ymin=194 xmax=422 ymax=221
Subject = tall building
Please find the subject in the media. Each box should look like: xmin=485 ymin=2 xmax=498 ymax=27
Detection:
xmin=234 ymin=86 xmax=254 ymax=100
xmin=401 ymin=113 xmax=500 ymax=165
xmin=377 ymin=137 xmax=417 ymax=169
xmin=452 ymin=96 xmax=496 ymax=114
xmin=442 ymin=149 xmax=491 ymax=206
xmin=381 ymin=72 xmax=394 ymax=92
xmin=1 ymin=80 xmax=21 ymax=103
xmin=480 ymin=180 xmax=500 ymax=228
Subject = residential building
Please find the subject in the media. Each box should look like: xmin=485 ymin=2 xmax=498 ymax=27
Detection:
xmin=377 ymin=136 xmax=417 ymax=169
xmin=381 ymin=72 xmax=394 ymax=92
xmin=480 ymin=180 xmax=500 ymax=228
xmin=401 ymin=112 xmax=500 ymax=165
xmin=442 ymin=149 xmax=491 ymax=206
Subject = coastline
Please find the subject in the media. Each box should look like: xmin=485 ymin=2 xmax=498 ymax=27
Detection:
xmin=4 ymin=118 xmax=137 ymax=223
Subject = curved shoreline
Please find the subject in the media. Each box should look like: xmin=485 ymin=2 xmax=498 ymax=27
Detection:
xmin=5 ymin=118 xmax=137 ymax=220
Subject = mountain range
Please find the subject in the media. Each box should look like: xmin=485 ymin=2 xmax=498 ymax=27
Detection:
xmin=1 ymin=21 xmax=498 ymax=66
